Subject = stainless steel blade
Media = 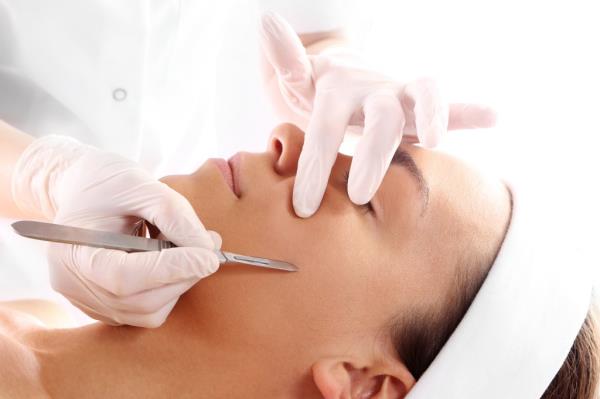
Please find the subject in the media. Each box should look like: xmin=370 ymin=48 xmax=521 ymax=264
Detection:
xmin=220 ymin=251 xmax=298 ymax=272
xmin=12 ymin=221 xmax=297 ymax=272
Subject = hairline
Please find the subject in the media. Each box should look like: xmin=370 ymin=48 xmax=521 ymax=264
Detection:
xmin=388 ymin=187 xmax=513 ymax=379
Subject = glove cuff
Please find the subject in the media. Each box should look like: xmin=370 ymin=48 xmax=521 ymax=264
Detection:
xmin=11 ymin=135 xmax=91 ymax=220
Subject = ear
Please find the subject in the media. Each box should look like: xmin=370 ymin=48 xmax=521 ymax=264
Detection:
xmin=312 ymin=357 xmax=416 ymax=399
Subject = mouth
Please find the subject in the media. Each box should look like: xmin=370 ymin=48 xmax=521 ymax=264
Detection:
xmin=228 ymin=152 xmax=242 ymax=197
xmin=209 ymin=153 xmax=242 ymax=198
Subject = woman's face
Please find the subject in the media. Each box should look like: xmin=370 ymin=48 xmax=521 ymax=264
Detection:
xmin=161 ymin=123 xmax=510 ymax=394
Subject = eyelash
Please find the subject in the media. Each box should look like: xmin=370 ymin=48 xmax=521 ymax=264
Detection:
xmin=343 ymin=170 xmax=375 ymax=214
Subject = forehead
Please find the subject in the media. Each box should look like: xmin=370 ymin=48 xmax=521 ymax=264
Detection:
xmin=379 ymin=145 xmax=509 ymax=230
xmin=400 ymin=145 xmax=509 ymax=225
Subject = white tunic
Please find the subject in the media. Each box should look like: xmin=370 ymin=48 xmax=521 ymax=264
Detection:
xmin=2 ymin=0 xmax=234 ymax=176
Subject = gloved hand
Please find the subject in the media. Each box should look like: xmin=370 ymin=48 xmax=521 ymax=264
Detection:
xmin=12 ymin=135 xmax=221 ymax=327
xmin=259 ymin=12 xmax=498 ymax=217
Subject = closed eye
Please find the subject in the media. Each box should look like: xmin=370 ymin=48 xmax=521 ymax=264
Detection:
xmin=391 ymin=149 xmax=430 ymax=216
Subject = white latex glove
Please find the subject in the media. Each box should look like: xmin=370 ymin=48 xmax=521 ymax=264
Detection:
xmin=259 ymin=12 xmax=498 ymax=217
xmin=12 ymin=136 xmax=221 ymax=327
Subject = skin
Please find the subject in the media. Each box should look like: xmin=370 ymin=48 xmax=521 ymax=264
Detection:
xmin=0 ymin=123 xmax=510 ymax=398
xmin=0 ymin=119 xmax=34 ymax=219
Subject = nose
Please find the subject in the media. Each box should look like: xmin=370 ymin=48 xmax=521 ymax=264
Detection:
xmin=268 ymin=123 xmax=305 ymax=176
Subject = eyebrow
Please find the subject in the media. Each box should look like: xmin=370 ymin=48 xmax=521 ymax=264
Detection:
xmin=390 ymin=149 xmax=430 ymax=215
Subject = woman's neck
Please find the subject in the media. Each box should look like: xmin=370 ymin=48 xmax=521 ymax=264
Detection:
xmin=29 ymin=315 xmax=216 ymax=397
xmin=24 ymin=297 xmax=317 ymax=398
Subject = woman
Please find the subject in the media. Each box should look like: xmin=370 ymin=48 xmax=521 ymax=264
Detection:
xmin=0 ymin=123 xmax=597 ymax=398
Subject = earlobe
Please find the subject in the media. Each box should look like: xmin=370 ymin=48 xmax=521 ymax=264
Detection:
xmin=312 ymin=358 xmax=415 ymax=399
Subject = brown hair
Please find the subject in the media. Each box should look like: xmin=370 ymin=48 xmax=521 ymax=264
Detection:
xmin=543 ymin=306 xmax=600 ymax=399
xmin=392 ymin=270 xmax=600 ymax=398
xmin=390 ymin=258 xmax=491 ymax=380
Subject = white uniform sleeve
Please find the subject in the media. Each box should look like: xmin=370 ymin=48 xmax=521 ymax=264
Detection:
xmin=255 ymin=0 xmax=358 ymax=33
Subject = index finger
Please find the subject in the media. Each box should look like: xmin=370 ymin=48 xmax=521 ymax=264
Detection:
xmin=136 ymin=183 xmax=219 ymax=249
xmin=293 ymin=94 xmax=354 ymax=218
xmin=66 ymin=244 xmax=219 ymax=297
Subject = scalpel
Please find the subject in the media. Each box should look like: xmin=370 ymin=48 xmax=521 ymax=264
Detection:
xmin=11 ymin=221 xmax=297 ymax=272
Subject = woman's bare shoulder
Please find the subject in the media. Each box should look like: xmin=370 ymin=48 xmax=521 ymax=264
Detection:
xmin=0 ymin=304 xmax=51 ymax=398
xmin=0 ymin=300 xmax=73 ymax=331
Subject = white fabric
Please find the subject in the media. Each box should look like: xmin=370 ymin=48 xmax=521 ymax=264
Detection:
xmin=407 ymin=182 xmax=594 ymax=398
xmin=0 ymin=0 xmax=229 ymax=177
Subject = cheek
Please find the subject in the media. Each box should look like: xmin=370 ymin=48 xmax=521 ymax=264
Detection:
xmin=293 ymin=213 xmax=382 ymax=307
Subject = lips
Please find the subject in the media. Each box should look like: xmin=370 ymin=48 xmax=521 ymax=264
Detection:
xmin=227 ymin=152 xmax=242 ymax=197
xmin=209 ymin=153 xmax=242 ymax=198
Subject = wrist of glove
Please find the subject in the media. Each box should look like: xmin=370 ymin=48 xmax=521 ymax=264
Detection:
xmin=11 ymin=135 xmax=221 ymax=328
xmin=12 ymin=135 xmax=91 ymax=220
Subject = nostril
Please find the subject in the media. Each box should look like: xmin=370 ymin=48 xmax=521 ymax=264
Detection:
xmin=267 ymin=124 xmax=303 ymax=176
xmin=272 ymin=138 xmax=283 ymax=157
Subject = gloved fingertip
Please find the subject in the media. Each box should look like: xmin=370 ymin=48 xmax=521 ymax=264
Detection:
xmin=261 ymin=10 xmax=278 ymax=20
xmin=138 ymin=306 xmax=173 ymax=329
xmin=348 ymin=186 xmax=372 ymax=206
xmin=259 ymin=11 xmax=309 ymax=84
xmin=479 ymin=106 xmax=498 ymax=127
xmin=185 ymin=247 xmax=221 ymax=276
xmin=208 ymin=230 xmax=222 ymax=250
xmin=260 ymin=11 xmax=285 ymax=39
xmin=137 ymin=316 xmax=166 ymax=329
xmin=420 ymin=120 xmax=444 ymax=148
xmin=293 ymin=201 xmax=317 ymax=218
xmin=348 ymin=168 xmax=377 ymax=206
xmin=292 ymin=179 xmax=320 ymax=218
xmin=261 ymin=10 xmax=286 ymax=27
